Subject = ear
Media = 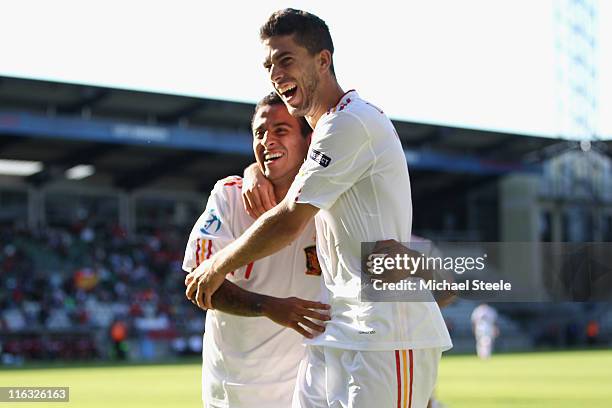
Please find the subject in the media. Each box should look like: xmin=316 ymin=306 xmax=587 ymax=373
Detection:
xmin=317 ymin=49 xmax=333 ymax=74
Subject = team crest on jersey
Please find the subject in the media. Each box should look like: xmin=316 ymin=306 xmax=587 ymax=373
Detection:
xmin=304 ymin=245 xmax=322 ymax=276
xmin=309 ymin=149 xmax=331 ymax=168
xmin=200 ymin=208 xmax=222 ymax=235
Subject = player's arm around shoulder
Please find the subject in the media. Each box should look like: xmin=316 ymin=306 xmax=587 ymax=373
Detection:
xmin=276 ymin=194 xmax=319 ymax=233
xmin=226 ymin=189 xmax=319 ymax=258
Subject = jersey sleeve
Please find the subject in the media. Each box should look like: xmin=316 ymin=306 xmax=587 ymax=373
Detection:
xmin=182 ymin=178 xmax=239 ymax=272
xmin=287 ymin=112 xmax=373 ymax=210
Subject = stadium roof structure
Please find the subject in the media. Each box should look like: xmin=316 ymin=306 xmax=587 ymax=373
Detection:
xmin=0 ymin=75 xmax=579 ymax=202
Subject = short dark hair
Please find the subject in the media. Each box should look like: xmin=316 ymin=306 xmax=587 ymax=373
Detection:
xmin=252 ymin=92 xmax=311 ymax=138
xmin=260 ymin=8 xmax=335 ymax=76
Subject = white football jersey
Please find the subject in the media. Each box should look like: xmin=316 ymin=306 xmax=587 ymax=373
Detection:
xmin=183 ymin=176 xmax=322 ymax=407
xmin=287 ymin=91 xmax=452 ymax=351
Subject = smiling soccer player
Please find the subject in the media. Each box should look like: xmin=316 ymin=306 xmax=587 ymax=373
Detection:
xmin=186 ymin=9 xmax=452 ymax=407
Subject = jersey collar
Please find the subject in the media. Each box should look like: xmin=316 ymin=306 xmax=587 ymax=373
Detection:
xmin=326 ymin=89 xmax=358 ymax=115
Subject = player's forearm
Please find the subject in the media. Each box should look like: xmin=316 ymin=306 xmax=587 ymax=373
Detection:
xmin=210 ymin=200 xmax=309 ymax=276
xmin=211 ymin=279 xmax=272 ymax=317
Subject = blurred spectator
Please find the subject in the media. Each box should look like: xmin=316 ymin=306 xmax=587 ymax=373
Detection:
xmin=2 ymin=305 xmax=26 ymax=331
xmin=110 ymin=319 xmax=128 ymax=360
xmin=586 ymin=320 xmax=600 ymax=346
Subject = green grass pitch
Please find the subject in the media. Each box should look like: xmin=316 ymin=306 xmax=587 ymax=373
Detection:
xmin=0 ymin=350 xmax=610 ymax=407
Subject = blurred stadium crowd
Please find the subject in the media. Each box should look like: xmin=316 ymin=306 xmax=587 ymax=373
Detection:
xmin=0 ymin=221 xmax=204 ymax=364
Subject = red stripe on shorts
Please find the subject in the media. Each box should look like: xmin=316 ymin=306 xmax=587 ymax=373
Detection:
xmin=395 ymin=350 xmax=401 ymax=408
xmin=408 ymin=350 xmax=414 ymax=408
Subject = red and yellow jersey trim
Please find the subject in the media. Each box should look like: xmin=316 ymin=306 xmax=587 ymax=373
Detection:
xmin=195 ymin=238 xmax=213 ymax=267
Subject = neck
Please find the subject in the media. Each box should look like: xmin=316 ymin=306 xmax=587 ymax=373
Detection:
xmin=270 ymin=171 xmax=297 ymax=203
xmin=306 ymin=78 xmax=345 ymax=129
xmin=273 ymin=183 xmax=290 ymax=204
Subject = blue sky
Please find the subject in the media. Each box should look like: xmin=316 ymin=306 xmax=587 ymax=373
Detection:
xmin=1 ymin=0 xmax=609 ymax=139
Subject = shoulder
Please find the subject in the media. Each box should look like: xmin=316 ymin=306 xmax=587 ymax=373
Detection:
xmin=324 ymin=98 xmax=390 ymax=133
xmin=316 ymin=107 xmax=368 ymax=141
xmin=212 ymin=175 xmax=243 ymax=192
xmin=340 ymin=96 xmax=386 ymax=121
xmin=215 ymin=175 xmax=243 ymax=188
xmin=209 ymin=175 xmax=243 ymax=204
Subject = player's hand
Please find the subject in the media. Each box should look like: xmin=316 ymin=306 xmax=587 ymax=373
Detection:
xmin=185 ymin=260 xmax=225 ymax=310
xmin=184 ymin=271 xmax=195 ymax=286
xmin=185 ymin=266 xmax=202 ymax=304
xmin=262 ymin=296 xmax=331 ymax=339
xmin=242 ymin=163 xmax=276 ymax=219
xmin=371 ymin=239 xmax=430 ymax=282
xmin=372 ymin=239 xmax=457 ymax=306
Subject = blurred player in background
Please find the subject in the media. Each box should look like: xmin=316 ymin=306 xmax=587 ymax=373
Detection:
xmin=471 ymin=303 xmax=499 ymax=359
xmin=186 ymin=8 xmax=451 ymax=407
xmin=183 ymin=93 xmax=330 ymax=408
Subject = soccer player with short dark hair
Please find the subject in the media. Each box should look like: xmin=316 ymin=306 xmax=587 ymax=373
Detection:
xmin=187 ymin=9 xmax=452 ymax=407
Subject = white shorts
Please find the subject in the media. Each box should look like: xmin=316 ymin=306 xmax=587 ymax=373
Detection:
xmin=203 ymin=356 xmax=300 ymax=408
xmin=203 ymin=377 xmax=296 ymax=408
xmin=292 ymin=345 xmax=442 ymax=408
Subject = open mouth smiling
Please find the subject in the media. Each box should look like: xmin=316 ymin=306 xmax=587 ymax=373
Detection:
xmin=264 ymin=151 xmax=284 ymax=163
xmin=278 ymin=84 xmax=297 ymax=99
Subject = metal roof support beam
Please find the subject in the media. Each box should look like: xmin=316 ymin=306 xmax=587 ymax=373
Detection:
xmin=408 ymin=127 xmax=453 ymax=149
xmin=158 ymin=100 xmax=210 ymax=124
xmin=56 ymin=88 xmax=109 ymax=114
xmin=113 ymin=151 xmax=204 ymax=191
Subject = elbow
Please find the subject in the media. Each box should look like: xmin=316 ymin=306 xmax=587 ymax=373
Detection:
xmin=275 ymin=212 xmax=305 ymax=239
